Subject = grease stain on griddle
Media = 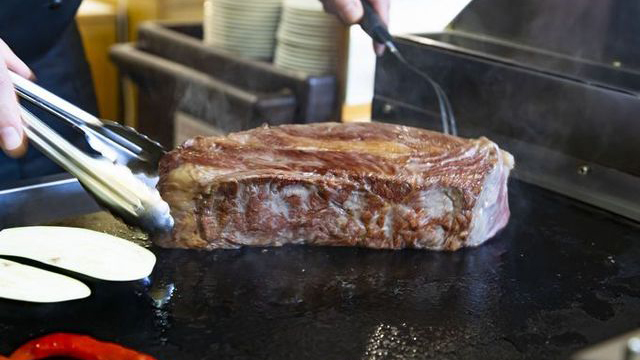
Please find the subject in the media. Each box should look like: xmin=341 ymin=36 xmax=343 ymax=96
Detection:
xmin=47 ymin=211 xmax=151 ymax=247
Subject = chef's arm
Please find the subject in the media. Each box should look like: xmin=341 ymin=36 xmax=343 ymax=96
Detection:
xmin=319 ymin=0 xmax=390 ymax=54
xmin=0 ymin=38 xmax=33 ymax=158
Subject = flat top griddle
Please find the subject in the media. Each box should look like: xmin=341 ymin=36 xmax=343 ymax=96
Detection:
xmin=0 ymin=179 xmax=639 ymax=360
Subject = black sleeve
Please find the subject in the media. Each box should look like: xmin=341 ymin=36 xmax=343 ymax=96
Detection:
xmin=0 ymin=0 xmax=82 ymax=63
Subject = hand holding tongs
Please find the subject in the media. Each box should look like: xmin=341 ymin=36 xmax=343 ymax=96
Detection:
xmin=10 ymin=71 xmax=173 ymax=234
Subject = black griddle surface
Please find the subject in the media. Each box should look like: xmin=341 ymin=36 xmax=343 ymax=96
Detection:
xmin=1 ymin=180 xmax=639 ymax=360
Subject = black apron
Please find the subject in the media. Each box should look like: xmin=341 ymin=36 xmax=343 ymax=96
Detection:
xmin=0 ymin=0 xmax=98 ymax=182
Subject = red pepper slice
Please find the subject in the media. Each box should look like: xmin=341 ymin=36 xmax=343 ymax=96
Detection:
xmin=9 ymin=333 xmax=158 ymax=360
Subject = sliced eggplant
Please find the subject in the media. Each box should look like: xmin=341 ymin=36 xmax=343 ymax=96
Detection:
xmin=0 ymin=258 xmax=90 ymax=303
xmin=0 ymin=226 xmax=156 ymax=281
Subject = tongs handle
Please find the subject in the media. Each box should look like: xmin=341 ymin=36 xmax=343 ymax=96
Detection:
xmin=10 ymin=70 xmax=166 ymax=175
xmin=11 ymin=71 xmax=102 ymax=128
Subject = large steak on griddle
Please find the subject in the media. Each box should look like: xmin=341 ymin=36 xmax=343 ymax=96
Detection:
xmin=157 ymin=122 xmax=514 ymax=250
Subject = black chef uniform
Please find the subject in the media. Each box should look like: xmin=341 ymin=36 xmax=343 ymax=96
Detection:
xmin=0 ymin=0 xmax=98 ymax=182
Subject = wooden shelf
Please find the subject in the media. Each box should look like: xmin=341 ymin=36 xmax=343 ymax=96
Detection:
xmin=77 ymin=0 xmax=119 ymax=120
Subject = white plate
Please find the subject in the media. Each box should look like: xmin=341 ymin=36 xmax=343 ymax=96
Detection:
xmin=277 ymin=49 xmax=337 ymax=64
xmin=276 ymin=49 xmax=335 ymax=63
xmin=212 ymin=0 xmax=281 ymax=8
xmin=213 ymin=0 xmax=281 ymax=5
xmin=209 ymin=27 xmax=278 ymax=38
xmin=210 ymin=41 xmax=275 ymax=53
xmin=281 ymin=12 xmax=337 ymax=25
xmin=209 ymin=22 xmax=279 ymax=35
xmin=274 ymin=55 xmax=332 ymax=71
xmin=209 ymin=42 xmax=276 ymax=52
xmin=274 ymin=62 xmax=333 ymax=75
xmin=277 ymin=41 xmax=338 ymax=57
xmin=208 ymin=35 xmax=277 ymax=46
xmin=206 ymin=26 xmax=276 ymax=41
xmin=208 ymin=5 xmax=280 ymax=17
xmin=280 ymin=14 xmax=340 ymax=26
xmin=208 ymin=40 xmax=276 ymax=52
xmin=276 ymin=48 xmax=338 ymax=62
xmin=273 ymin=62 xmax=313 ymax=76
xmin=276 ymin=53 xmax=337 ymax=66
xmin=281 ymin=10 xmax=337 ymax=20
xmin=208 ymin=27 xmax=277 ymax=39
xmin=280 ymin=18 xmax=338 ymax=30
xmin=282 ymin=8 xmax=337 ymax=20
xmin=206 ymin=31 xmax=276 ymax=46
xmin=216 ymin=47 xmax=274 ymax=60
xmin=210 ymin=6 xmax=281 ymax=16
xmin=206 ymin=6 xmax=280 ymax=23
xmin=277 ymin=28 xmax=338 ymax=46
xmin=277 ymin=34 xmax=337 ymax=50
xmin=276 ymin=54 xmax=336 ymax=69
xmin=283 ymin=8 xmax=333 ymax=18
xmin=211 ymin=1 xmax=281 ymax=9
xmin=283 ymin=0 xmax=323 ymax=11
xmin=276 ymin=36 xmax=335 ymax=49
xmin=208 ymin=17 xmax=279 ymax=26
xmin=275 ymin=48 xmax=336 ymax=67
xmin=212 ymin=0 xmax=281 ymax=7
xmin=208 ymin=22 xmax=279 ymax=33
xmin=279 ymin=21 xmax=340 ymax=35
xmin=207 ymin=42 xmax=275 ymax=54
xmin=279 ymin=22 xmax=339 ymax=35
xmin=277 ymin=29 xmax=338 ymax=43
xmin=208 ymin=11 xmax=281 ymax=23
xmin=276 ymin=61 xmax=335 ymax=72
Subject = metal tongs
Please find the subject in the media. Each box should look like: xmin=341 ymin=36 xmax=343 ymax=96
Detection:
xmin=11 ymin=72 xmax=173 ymax=234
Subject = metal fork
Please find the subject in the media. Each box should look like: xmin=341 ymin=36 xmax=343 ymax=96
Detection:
xmin=359 ymin=0 xmax=458 ymax=136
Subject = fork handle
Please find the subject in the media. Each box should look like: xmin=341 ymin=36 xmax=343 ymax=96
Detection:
xmin=359 ymin=0 xmax=398 ymax=54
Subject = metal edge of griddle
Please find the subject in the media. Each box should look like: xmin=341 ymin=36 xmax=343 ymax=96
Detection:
xmin=394 ymin=32 xmax=640 ymax=96
xmin=571 ymin=328 xmax=640 ymax=360
xmin=500 ymin=136 xmax=640 ymax=224
xmin=0 ymin=173 xmax=101 ymax=228
xmin=370 ymin=100 xmax=640 ymax=224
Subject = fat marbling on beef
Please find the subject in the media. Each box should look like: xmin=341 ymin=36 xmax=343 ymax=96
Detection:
xmin=157 ymin=122 xmax=514 ymax=250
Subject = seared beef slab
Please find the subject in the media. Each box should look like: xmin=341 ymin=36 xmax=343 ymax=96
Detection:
xmin=157 ymin=122 xmax=514 ymax=250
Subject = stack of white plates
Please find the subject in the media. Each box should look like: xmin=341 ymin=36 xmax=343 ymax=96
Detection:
xmin=274 ymin=0 xmax=342 ymax=75
xmin=203 ymin=0 xmax=282 ymax=60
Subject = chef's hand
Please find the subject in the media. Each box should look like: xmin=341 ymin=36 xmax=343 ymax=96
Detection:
xmin=319 ymin=0 xmax=390 ymax=55
xmin=0 ymin=38 xmax=33 ymax=157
